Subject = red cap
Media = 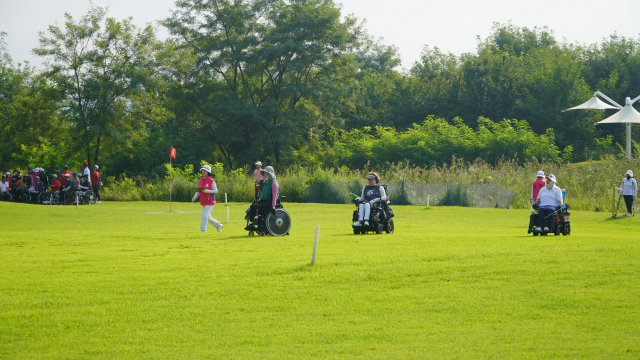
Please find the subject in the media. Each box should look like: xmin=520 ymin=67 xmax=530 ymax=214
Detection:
xmin=82 ymin=162 xmax=88 ymax=166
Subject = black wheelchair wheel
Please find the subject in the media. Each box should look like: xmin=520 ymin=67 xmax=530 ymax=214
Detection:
xmin=265 ymin=209 xmax=291 ymax=237
xmin=563 ymin=223 xmax=571 ymax=236
xmin=353 ymin=227 xmax=361 ymax=235
xmin=375 ymin=223 xmax=384 ymax=234
xmin=83 ymin=191 xmax=95 ymax=205
xmin=384 ymin=219 xmax=394 ymax=234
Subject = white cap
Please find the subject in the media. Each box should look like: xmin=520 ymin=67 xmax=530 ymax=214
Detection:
xmin=255 ymin=161 xmax=262 ymax=166
xmin=626 ymin=170 xmax=634 ymax=177
xmin=52 ymin=174 xmax=57 ymax=178
xmin=65 ymin=173 xmax=70 ymax=177
xmin=260 ymin=165 xmax=276 ymax=179
xmin=200 ymin=164 xmax=212 ymax=174
xmin=546 ymin=174 xmax=557 ymax=184
xmin=94 ymin=165 xmax=99 ymax=170
xmin=5 ymin=172 xmax=9 ymax=176
xmin=536 ymin=170 xmax=544 ymax=178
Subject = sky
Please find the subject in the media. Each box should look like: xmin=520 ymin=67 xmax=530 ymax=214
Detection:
xmin=2 ymin=0 xmax=640 ymax=70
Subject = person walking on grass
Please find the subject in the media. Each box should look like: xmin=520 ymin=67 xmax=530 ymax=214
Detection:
xmin=620 ymin=170 xmax=637 ymax=217
xmin=534 ymin=174 xmax=563 ymax=233
xmin=530 ymin=170 xmax=546 ymax=204
xmin=192 ymin=164 xmax=223 ymax=233
xmin=254 ymin=161 xmax=263 ymax=200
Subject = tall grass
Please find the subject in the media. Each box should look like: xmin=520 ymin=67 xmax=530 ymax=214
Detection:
xmin=101 ymin=156 xmax=640 ymax=211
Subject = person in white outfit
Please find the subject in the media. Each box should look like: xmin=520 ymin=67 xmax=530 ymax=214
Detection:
xmin=192 ymin=164 xmax=223 ymax=233
xmin=534 ymin=174 xmax=563 ymax=233
xmin=620 ymin=170 xmax=637 ymax=217
xmin=352 ymin=172 xmax=387 ymax=227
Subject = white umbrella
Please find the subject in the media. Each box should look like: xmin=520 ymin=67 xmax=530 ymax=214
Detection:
xmin=597 ymin=104 xmax=640 ymax=124
xmin=563 ymin=95 xmax=619 ymax=111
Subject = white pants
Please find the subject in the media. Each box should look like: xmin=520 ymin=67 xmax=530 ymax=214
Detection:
xmin=201 ymin=205 xmax=221 ymax=231
xmin=358 ymin=203 xmax=371 ymax=221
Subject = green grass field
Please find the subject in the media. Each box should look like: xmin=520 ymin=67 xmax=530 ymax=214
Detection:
xmin=1 ymin=201 xmax=639 ymax=359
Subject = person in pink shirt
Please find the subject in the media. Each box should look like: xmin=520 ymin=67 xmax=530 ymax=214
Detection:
xmin=254 ymin=161 xmax=263 ymax=200
xmin=192 ymin=164 xmax=223 ymax=233
xmin=530 ymin=170 xmax=546 ymax=204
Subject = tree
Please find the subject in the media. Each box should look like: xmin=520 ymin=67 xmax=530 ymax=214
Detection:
xmin=0 ymin=33 xmax=63 ymax=170
xmin=163 ymin=0 xmax=360 ymax=167
xmin=33 ymin=6 xmax=170 ymax=171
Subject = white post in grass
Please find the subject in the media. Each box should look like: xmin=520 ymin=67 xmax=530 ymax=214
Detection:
xmin=225 ymin=193 xmax=228 ymax=206
xmin=311 ymin=225 xmax=320 ymax=265
xmin=226 ymin=207 xmax=229 ymax=223
xmin=76 ymin=193 xmax=79 ymax=208
xmin=426 ymin=195 xmax=430 ymax=209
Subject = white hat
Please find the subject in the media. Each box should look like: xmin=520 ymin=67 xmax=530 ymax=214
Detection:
xmin=65 ymin=173 xmax=70 ymax=177
xmin=536 ymin=170 xmax=544 ymax=178
xmin=255 ymin=161 xmax=262 ymax=166
xmin=5 ymin=172 xmax=9 ymax=176
xmin=626 ymin=170 xmax=633 ymax=177
xmin=546 ymin=174 xmax=557 ymax=184
xmin=94 ymin=165 xmax=99 ymax=170
xmin=200 ymin=164 xmax=212 ymax=174
xmin=260 ymin=165 xmax=276 ymax=179
xmin=52 ymin=174 xmax=57 ymax=178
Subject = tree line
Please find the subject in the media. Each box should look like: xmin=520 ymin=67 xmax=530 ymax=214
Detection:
xmin=1 ymin=0 xmax=639 ymax=179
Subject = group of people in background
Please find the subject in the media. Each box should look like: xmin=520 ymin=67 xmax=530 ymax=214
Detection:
xmin=0 ymin=162 xmax=102 ymax=204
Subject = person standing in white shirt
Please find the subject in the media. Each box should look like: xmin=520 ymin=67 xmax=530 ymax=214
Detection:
xmin=535 ymin=174 xmax=563 ymax=232
xmin=0 ymin=175 xmax=10 ymax=201
xmin=620 ymin=170 xmax=637 ymax=217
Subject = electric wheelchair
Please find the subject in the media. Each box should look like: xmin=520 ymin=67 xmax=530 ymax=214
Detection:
xmin=351 ymin=185 xmax=395 ymax=235
xmin=528 ymin=203 xmax=571 ymax=236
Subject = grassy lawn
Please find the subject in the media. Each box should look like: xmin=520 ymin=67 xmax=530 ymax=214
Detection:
xmin=1 ymin=201 xmax=639 ymax=359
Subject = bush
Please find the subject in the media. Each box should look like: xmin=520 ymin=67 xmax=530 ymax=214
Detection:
xmin=439 ymin=184 xmax=471 ymax=207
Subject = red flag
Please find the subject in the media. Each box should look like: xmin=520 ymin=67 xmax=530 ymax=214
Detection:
xmin=169 ymin=147 xmax=176 ymax=159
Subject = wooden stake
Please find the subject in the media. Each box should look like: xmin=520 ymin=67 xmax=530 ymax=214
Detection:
xmin=311 ymin=225 xmax=320 ymax=265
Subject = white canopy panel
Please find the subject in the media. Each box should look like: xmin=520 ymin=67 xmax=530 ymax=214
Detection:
xmin=597 ymin=104 xmax=640 ymax=124
xmin=564 ymin=95 xmax=619 ymax=111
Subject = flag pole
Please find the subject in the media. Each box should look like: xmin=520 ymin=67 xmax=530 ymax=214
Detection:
xmin=169 ymin=151 xmax=172 ymax=213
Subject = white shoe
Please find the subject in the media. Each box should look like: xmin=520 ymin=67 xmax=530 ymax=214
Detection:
xmin=216 ymin=224 xmax=223 ymax=232
xmin=201 ymin=230 xmax=207 ymax=233
xmin=352 ymin=222 xmax=362 ymax=227
xmin=364 ymin=221 xmax=370 ymax=226
xmin=543 ymin=227 xmax=549 ymax=232
xmin=626 ymin=213 xmax=632 ymax=217
xmin=96 ymin=201 xmax=101 ymax=203
xmin=534 ymin=227 xmax=542 ymax=232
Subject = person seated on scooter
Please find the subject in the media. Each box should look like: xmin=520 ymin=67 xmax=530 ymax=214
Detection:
xmin=353 ymin=172 xmax=387 ymax=227
xmin=66 ymin=172 xmax=80 ymax=201
xmin=32 ymin=176 xmax=44 ymax=203
xmin=534 ymin=174 xmax=563 ymax=233
xmin=80 ymin=174 xmax=91 ymax=192
xmin=50 ymin=174 xmax=60 ymax=192
xmin=620 ymin=170 xmax=637 ymax=217
xmin=59 ymin=173 xmax=71 ymax=200
xmin=245 ymin=166 xmax=279 ymax=230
